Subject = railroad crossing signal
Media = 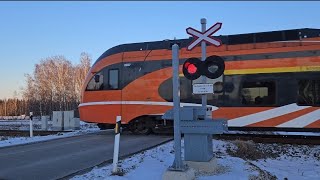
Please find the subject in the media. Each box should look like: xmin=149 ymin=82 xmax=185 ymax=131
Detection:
xmin=182 ymin=55 xmax=225 ymax=80
xmin=164 ymin=18 xmax=228 ymax=172
xmin=186 ymin=22 xmax=222 ymax=51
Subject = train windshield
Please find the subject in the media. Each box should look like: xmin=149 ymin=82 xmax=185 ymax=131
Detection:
xmin=86 ymin=72 xmax=104 ymax=90
xmin=86 ymin=68 xmax=120 ymax=91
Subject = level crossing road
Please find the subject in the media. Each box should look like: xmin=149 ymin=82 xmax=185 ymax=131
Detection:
xmin=0 ymin=131 xmax=172 ymax=180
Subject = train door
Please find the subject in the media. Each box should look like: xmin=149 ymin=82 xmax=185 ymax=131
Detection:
xmin=103 ymin=55 xmax=123 ymax=126
xmin=103 ymin=65 xmax=122 ymax=123
xmin=121 ymin=47 xmax=173 ymax=128
xmin=121 ymin=48 xmax=156 ymax=125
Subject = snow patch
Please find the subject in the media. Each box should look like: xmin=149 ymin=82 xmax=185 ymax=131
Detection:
xmin=72 ymin=139 xmax=320 ymax=180
xmin=0 ymin=120 xmax=100 ymax=148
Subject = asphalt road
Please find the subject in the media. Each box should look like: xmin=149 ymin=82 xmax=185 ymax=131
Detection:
xmin=0 ymin=131 xmax=172 ymax=180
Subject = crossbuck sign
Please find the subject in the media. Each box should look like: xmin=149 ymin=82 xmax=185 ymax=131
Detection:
xmin=186 ymin=22 xmax=222 ymax=51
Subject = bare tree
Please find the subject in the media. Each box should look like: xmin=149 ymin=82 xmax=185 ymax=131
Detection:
xmin=18 ymin=53 xmax=92 ymax=116
xmin=75 ymin=52 xmax=91 ymax=102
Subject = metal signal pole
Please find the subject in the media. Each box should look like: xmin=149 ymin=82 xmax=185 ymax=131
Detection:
xmin=201 ymin=18 xmax=207 ymax=108
xmin=171 ymin=43 xmax=184 ymax=171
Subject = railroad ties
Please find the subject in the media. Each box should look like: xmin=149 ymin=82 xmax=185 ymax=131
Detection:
xmin=0 ymin=130 xmax=70 ymax=137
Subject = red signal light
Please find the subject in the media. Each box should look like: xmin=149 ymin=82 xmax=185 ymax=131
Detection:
xmin=187 ymin=64 xmax=197 ymax=74
xmin=182 ymin=58 xmax=201 ymax=80
xmin=184 ymin=62 xmax=198 ymax=74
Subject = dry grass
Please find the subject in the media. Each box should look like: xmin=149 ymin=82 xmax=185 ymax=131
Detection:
xmin=247 ymin=162 xmax=277 ymax=180
xmin=314 ymin=152 xmax=320 ymax=161
xmin=226 ymin=140 xmax=278 ymax=160
xmin=111 ymin=169 xmax=125 ymax=176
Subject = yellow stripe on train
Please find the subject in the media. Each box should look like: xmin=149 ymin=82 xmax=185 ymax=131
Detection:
xmin=178 ymin=66 xmax=320 ymax=76
xmin=224 ymin=66 xmax=320 ymax=75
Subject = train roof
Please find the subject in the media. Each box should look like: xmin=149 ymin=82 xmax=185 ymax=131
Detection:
xmin=95 ymin=28 xmax=320 ymax=65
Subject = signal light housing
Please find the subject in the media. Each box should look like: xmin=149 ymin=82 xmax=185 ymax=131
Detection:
xmin=182 ymin=55 xmax=225 ymax=80
xmin=182 ymin=58 xmax=202 ymax=80
xmin=202 ymin=55 xmax=225 ymax=79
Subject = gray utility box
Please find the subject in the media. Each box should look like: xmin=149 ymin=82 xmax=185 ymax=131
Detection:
xmin=52 ymin=111 xmax=63 ymax=131
xmin=41 ymin=116 xmax=50 ymax=131
xmin=52 ymin=111 xmax=80 ymax=131
xmin=184 ymin=134 xmax=213 ymax=161
xmin=163 ymin=106 xmax=213 ymax=121
xmin=162 ymin=106 xmax=228 ymax=162
xmin=64 ymin=111 xmax=80 ymax=130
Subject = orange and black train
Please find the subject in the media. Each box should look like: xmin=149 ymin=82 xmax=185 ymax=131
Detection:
xmin=79 ymin=28 xmax=320 ymax=133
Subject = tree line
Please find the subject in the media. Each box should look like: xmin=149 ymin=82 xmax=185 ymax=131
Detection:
xmin=0 ymin=52 xmax=91 ymax=117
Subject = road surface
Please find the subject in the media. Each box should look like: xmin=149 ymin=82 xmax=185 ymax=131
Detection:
xmin=0 ymin=131 xmax=172 ymax=180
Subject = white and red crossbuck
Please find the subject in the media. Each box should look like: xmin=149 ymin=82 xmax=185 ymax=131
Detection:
xmin=186 ymin=22 xmax=222 ymax=51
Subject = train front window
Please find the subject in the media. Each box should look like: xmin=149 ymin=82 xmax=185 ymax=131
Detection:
xmin=86 ymin=72 xmax=104 ymax=91
xmin=297 ymin=80 xmax=320 ymax=106
xmin=241 ymin=81 xmax=276 ymax=106
xmin=108 ymin=69 xmax=119 ymax=89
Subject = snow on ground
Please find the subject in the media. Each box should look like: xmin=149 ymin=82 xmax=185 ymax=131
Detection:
xmin=0 ymin=119 xmax=100 ymax=148
xmin=72 ymin=139 xmax=320 ymax=180
xmin=1 ymin=119 xmax=319 ymax=179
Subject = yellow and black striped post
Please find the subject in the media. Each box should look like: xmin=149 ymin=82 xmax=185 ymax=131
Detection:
xmin=115 ymin=118 xmax=121 ymax=134
xmin=29 ymin=112 xmax=33 ymax=137
xmin=112 ymin=116 xmax=121 ymax=173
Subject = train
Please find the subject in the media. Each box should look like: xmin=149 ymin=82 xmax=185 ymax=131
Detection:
xmin=79 ymin=28 xmax=320 ymax=134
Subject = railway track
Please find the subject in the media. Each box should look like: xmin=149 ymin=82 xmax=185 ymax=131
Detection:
xmin=1 ymin=128 xmax=319 ymax=145
xmin=0 ymin=130 xmax=70 ymax=137
xmin=147 ymin=126 xmax=320 ymax=145
xmin=127 ymin=130 xmax=320 ymax=145
xmin=228 ymin=127 xmax=320 ymax=132
xmin=133 ymin=127 xmax=320 ymax=145
xmin=215 ymin=133 xmax=320 ymax=145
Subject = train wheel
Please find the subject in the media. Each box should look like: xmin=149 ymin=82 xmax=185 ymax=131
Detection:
xmin=129 ymin=118 xmax=152 ymax=135
xmin=97 ymin=123 xmax=115 ymax=130
xmin=97 ymin=123 xmax=107 ymax=130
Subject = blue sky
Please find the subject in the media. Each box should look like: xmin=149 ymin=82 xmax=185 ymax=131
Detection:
xmin=0 ymin=1 xmax=320 ymax=99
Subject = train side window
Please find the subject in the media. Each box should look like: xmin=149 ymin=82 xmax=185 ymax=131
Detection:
xmin=86 ymin=72 xmax=104 ymax=91
xmin=241 ymin=81 xmax=276 ymax=106
xmin=297 ymin=80 xmax=320 ymax=106
xmin=108 ymin=69 xmax=119 ymax=90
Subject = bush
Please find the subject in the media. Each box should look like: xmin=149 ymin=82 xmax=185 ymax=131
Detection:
xmin=0 ymin=136 xmax=8 ymax=141
xmin=226 ymin=140 xmax=270 ymax=160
